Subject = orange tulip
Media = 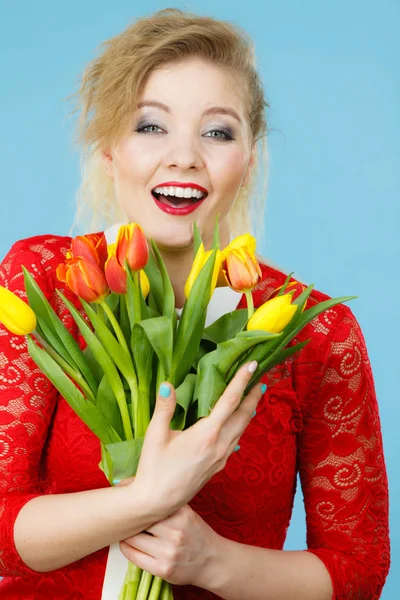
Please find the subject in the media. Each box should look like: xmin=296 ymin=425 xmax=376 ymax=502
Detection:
xmin=269 ymin=280 xmax=307 ymax=312
xmin=105 ymin=243 xmax=150 ymax=296
xmin=68 ymin=233 xmax=108 ymax=270
xmin=220 ymin=235 xmax=261 ymax=293
xmin=115 ymin=223 xmax=149 ymax=272
xmin=56 ymin=257 xmax=109 ymax=303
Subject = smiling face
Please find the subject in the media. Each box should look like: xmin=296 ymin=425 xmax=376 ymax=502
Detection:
xmin=101 ymin=57 xmax=255 ymax=251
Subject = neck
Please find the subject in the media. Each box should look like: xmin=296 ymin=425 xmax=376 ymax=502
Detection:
xmin=158 ymin=222 xmax=231 ymax=309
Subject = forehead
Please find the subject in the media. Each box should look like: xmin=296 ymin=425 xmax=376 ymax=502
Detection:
xmin=138 ymin=58 xmax=247 ymax=117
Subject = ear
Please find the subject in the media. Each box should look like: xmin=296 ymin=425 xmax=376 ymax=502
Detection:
xmin=242 ymin=146 xmax=256 ymax=188
xmin=101 ymin=148 xmax=115 ymax=179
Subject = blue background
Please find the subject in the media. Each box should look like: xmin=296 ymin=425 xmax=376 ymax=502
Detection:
xmin=1 ymin=1 xmax=398 ymax=596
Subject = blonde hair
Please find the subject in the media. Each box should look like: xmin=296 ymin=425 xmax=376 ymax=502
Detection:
xmin=69 ymin=7 xmax=270 ymax=240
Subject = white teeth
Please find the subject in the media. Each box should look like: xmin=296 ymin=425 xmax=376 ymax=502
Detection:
xmin=153 ymin=185 xmax=206 ymax=199
xmin=175 ymin=187 xmax=185 ymax=198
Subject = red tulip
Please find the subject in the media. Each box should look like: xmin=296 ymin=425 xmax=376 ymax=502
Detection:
xmin=115 ymin=224 xmax=149 ymax=272
xmin=105 ymin=243 xmax=150 ymax=296
xmin=68 ymin=233 xmax=108 ymax=270
xmin=56 ymin=256 xmax=109 ymax=303
xmin=104 ymin=244 xmax=127 ymax=294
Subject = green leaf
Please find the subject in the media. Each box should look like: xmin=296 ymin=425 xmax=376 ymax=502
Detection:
xmin=144 ymin=248 xmax=163 ymax=315
xmin=196 ymin=364 xmax=227 ymax=418
xmin=170 ymin=249 xmax=217 ymax=387
xmin=245 ymin=339 xmax=310 ymax=393
xmin=97 ymin=375 xmax=124 ymax=438
xmin=80 ymin=299 xmax=137 ymax=385
xmin=275 ymin=272 xmax=295 ymax=296
xmin=56 ymin=290 xmax=129 ymax=418
xmin=137 ymin=317 xmax=173 ymax=377
xmin=27 ymin=335 xmax=121 ymax=444
xmin=119 ymin=294 xmax=131 ymax=350
xmin=193 ymin=221 xmax=203 ymax=257
xmin=151 ymin=240 xmax=175 ymax=320
xmin=99 ymin=438 xmax=145 ymax=483
xmin=23 ymin=268 xmax=98 ymax=394
xmin=104 ymin=292 xmax=120 ymax=314
xmin=131 ymin=322 xmax=154 ymax=389
xmin=212 ymin=215 xmax=220 ymax=249
xmin=202 ymin=309 xmax=248 ymax=344
xmin=171 ymin=373 xmax=197 ymax=430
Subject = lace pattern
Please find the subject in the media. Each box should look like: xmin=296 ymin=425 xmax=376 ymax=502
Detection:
xmin=0 ymin=235 xmax=390 ymax=599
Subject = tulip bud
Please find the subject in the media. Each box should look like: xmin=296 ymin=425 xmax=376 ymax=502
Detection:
xmin=116 ymin=224 xmax=149 ymax=272
xmin=105 ymin=243 xmax=150 ymax=297
xmin=247 ymin=294 xmax=298 ymax=333
xmin=56 ymin=257 xmax=109 ymax=303
xmin=68 ymin=233 xmax=108 ymax=270
xmin=0 ymin=285 xmax=36 ymax=335
xmin=184 ymin=244 xmax=222 ymax=299
xmin=269 ymin=280 xmax=307 ymax=312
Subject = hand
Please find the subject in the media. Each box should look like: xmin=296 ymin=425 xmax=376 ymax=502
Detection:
xmin=119 ymin=504 xmax=221 ymax=587
xmin=130 ymin=361 xmax=263 ymax=519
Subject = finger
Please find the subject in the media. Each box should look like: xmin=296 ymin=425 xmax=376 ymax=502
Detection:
xmin=112 ymin=476 xmax=135 ymax=487
xmin=209 ymin=361 xmax=258 ymax=427
xmin=119 ymin=540 xmax=158 ymax=574
xmin=123 ymin=532 xmax=160 ymax=557
xmin=147 ymin=382 xmax=177 ymax=442
xmin=226 ymin=382 xmax=264 ymax=441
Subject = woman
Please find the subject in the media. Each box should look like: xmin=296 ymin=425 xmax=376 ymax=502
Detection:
xmin=0 ymin=8 xmax=390 ymax=600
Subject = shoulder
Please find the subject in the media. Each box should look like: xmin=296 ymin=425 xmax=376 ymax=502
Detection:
xmin=256 ymin=258 xmax=362 ymax=369
xmin=0 ymin=233 xmax=73 ymax=294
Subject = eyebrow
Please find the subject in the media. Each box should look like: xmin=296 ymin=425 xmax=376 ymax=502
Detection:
xmin=136 ymin=100 xmax=242 ymax=124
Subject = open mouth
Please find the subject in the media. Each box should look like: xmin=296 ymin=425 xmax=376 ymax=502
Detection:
xmin=151 ymin=189 xmax=208 ymax=208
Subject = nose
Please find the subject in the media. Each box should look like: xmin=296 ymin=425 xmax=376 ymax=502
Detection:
xmin=163 ymin=133 xmax=205 ymax=171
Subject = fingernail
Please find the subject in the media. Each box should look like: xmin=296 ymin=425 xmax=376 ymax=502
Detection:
xmin=252 ymin=411 xmax=256 ymax=417
xmin=261 ymin=384 xmax=267 ymax=394
xmin=234 ymin=445 xmax=241 ymax=452
xmin=248 ymin=360 xmax=258 ymax=373
xmin=113 ymin=479 xmax=121 ymax=485
xmin=159 ymin=383 xmax=171 ymax=398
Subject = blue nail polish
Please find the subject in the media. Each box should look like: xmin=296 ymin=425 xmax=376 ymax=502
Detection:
xmin=261 ymin=384 xmax=267 ymax=394
xmin=159 ymin=384 xmax=171 ymax=398
xmin=252 ymin=411 xmax=256 ymax=417
xmin=234 ymin=445 xmax=240 ymax=452
xmin=113 ymin=479 xmax=121 ymax=485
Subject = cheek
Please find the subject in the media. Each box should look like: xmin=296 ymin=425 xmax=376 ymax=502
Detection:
xmin=114 ymin=139 xmax=155 ymax=183
xmin=211 ymin=147 xmax=249 ymax=192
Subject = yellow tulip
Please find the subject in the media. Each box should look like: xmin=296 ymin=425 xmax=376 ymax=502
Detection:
xmin=247 ymin=294 xmax=298 ymax=333
xmin=0 ymin=285 xmax=37 ymax=335
xmin=184 ymin=244 xmax=222 ymax=299
xmin=140 ymin=270 xmax=150 ymax=299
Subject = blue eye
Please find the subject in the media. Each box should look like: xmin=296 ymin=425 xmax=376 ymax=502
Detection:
xmin=204 ymin=128 xmax=235 ymax=141
xmin=135 ymin=123 xmax=164 ymax=134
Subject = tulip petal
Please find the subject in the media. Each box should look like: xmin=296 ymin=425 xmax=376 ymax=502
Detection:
xmin=0 ymin=285 xmax=36 ymax=335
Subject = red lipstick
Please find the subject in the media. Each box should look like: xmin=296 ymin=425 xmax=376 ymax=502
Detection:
xmin=153 ymin=196 xmax=204 ymax=215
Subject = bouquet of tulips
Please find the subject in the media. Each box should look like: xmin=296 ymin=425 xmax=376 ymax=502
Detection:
xmin=0 ymin=220 xmax=356 ymax=599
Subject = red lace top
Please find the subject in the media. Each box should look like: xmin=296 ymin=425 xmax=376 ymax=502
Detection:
xmin=0 ymin=234 xmax=390 ymax=599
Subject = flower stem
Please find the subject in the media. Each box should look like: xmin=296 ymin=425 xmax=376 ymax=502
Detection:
xmin=245 ymin=290 xmax=254 ymax=320
xmin=136 ymin=570 xmax=153 ymax=599
xmin=148 ymin=576 xmax=164 ymax=600
xmin=32 ymin=332 xmax=96 ymax=403
xmin=133 ymin=270 xmax=141 ymax=324
xmin=100 ymin=300 xmax=130 ymax=356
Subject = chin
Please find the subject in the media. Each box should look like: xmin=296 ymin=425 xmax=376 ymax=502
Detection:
xmin=148 ymin=225 xmax=195 ymax=252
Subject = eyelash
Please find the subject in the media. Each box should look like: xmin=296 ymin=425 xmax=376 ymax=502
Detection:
xmin=134 ymin=123 xmax=235 ymax=141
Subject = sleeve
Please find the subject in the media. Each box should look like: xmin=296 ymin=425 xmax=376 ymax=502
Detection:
xmin=297 ymin=304 xmax=390 ymax=599
xmin=0 ymin=240 xmax=58 ymax=577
